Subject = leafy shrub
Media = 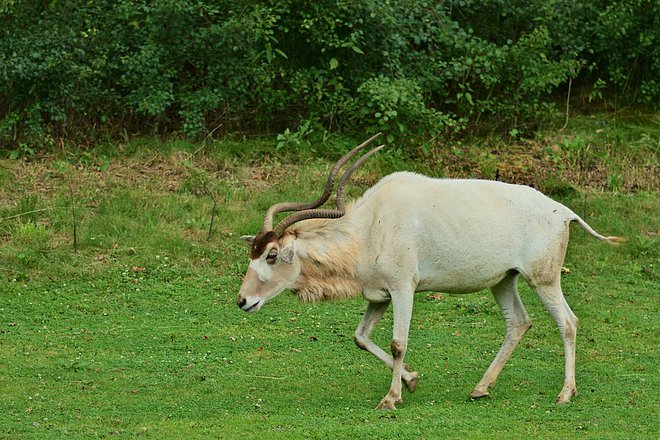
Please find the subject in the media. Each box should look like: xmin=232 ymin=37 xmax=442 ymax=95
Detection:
xmin=354 ymin=76 xmax=461 ymax=142
xmin=0 ymin=0 xmax=656 ymax=148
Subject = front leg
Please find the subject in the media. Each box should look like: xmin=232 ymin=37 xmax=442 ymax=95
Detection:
xmin=354 ymin=301 xmax=419 ymax=391
xmin=377 ymin=288 xmax=414 ymax=410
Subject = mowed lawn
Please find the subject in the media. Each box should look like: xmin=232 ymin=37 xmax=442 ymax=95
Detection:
xmin=0 ymin=139 xmax=658 ymax=439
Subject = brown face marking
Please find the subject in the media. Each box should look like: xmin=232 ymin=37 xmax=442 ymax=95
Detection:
xmin=250 ymin=230 xmax=278 ymax=260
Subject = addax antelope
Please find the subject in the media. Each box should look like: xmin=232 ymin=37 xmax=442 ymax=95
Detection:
xmin=237 ymin=134 xmax=623 ymax=409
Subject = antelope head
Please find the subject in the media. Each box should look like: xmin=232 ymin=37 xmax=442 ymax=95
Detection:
xmin=237 ymin=134 xmax=384 ymax=312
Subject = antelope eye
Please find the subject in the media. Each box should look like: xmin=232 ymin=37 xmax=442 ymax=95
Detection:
xmin=266 ymin=249 xmax=278 ymax=263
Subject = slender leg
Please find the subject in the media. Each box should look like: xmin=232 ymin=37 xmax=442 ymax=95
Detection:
xmin=376 ymin=288 xmax=414 ymax=410
xmin=535 ymin=280 xmax=579 ymax=403
xmin=354 ymin=301 xmax=419 ymax=391
xmin=470 ymin=272 xmax=532 ymax=398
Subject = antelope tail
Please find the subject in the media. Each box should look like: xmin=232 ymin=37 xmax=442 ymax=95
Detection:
xmin=571 ymin=215 xmax=626 ymax=245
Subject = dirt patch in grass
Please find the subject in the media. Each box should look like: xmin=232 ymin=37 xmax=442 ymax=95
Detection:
xmin=430 ymin=136 xmax=658 ymax=193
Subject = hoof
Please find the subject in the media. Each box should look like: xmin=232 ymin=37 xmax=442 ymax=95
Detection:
xmin=555 ymin=395 xmax=572 ymax=404
xmin=376 ymin=399 xmax=397 ymax=410
xmin=468 ymin=388 xmax=490 ymax=400
xmin=376 ymin=392 xmax=402 ymax=410
xmin=404 ymin=372 xmax=420 ymax=393
xmin=556 ymin=388 xmax=577 ymax=404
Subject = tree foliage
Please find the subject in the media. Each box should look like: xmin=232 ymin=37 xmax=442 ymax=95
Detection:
xmin=0 ymin=0 xmax=657 ymax=147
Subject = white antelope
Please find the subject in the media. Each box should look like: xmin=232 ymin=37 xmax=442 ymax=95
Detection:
xmin=237 ymin=134 xmax=623 ymax=410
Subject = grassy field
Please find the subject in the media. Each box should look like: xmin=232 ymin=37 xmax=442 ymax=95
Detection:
xmin=0 ymin=114 xmax=658 ymax=438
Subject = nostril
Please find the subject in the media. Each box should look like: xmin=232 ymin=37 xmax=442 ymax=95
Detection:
xmin=237 ymin=298 xmax=246 ymax=309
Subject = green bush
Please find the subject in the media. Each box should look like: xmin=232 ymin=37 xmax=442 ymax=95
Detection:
xmin=354 ymin=76 xmax=462 ymax=141
xmin=0 ymin=0 xmax=657 ymax=148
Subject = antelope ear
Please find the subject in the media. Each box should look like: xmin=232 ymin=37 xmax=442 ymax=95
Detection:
xmin=240 ymin=235 xmax=255 ymax=246
xmin=280 ymin=243 xmax=295 ymax=264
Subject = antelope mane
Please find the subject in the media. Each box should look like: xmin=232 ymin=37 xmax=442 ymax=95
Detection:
xmin=290 ymin=218 xmax=361 ymax=303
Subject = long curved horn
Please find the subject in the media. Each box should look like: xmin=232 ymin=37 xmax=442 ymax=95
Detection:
xmin=336 ymin=144 xmax=384 ymax=212
xmin=262 ymin=132 xmax=382 ymax=231
xmin=272 ymin=143 xmax=385 ymax=236
xmin=273 ymin=209 xmax=344 ymax=236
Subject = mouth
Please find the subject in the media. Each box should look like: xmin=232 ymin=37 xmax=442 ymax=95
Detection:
xmin=243 ymin=301 xmax=260 ymax=312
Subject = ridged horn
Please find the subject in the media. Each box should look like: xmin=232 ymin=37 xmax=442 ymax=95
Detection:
xmin=335 ymin=144 xmax=384 ymax=212
xmin=272 ymin=143 xmax=385 ymax=236
xmin=262 ymin=133 xmax=382 ymax=231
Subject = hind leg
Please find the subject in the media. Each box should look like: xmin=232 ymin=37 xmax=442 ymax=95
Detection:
xmin=470 ymin=272 xmax=532 ymax=399
xmin=535 ymin=281 xmax=579 ymax=403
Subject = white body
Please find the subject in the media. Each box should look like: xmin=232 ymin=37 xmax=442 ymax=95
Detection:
xmin=238 ymin=172 xmax=622 ymax=409
xmin=350 ymin=173 xmax=572 ymax=296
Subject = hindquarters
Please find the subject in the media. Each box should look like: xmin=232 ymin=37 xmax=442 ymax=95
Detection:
xmin=519 ymin=222 xmax=570 ymax=289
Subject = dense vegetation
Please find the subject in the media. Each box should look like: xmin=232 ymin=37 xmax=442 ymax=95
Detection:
xmin=1 ymin=0 xmax=658 ymax=148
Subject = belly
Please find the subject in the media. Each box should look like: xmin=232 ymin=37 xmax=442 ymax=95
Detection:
xmin=416 ymin=259 xmax=514 ymax=294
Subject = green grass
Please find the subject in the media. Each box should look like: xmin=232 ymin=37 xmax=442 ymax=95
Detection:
xmin=0 ymin=114 xmax=658 ymax=439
